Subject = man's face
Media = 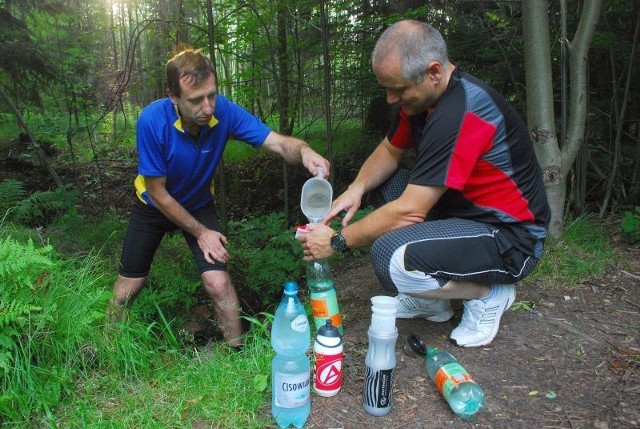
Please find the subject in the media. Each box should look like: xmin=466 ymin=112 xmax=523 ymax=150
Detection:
xmin=169 ymin=73 xmax=217 ymax=132
xmin=374 ymin=55 xmax=439 ymax=116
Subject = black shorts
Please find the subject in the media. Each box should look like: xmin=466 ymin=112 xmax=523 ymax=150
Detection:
xmin=367 ymin=169 xmax=541 ymax=293
xmin=371 ymin=218 xmax=539 ymax=293
xmin=117 ymin=200 xmax=225 ymax=278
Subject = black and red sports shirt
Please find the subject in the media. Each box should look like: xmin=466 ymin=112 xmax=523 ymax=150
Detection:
xmin=387 ymin=69 xmax=550 ymax=257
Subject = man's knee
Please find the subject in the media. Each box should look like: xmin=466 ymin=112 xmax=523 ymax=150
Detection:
xmin=370 ymin=235 xmax=400 ymax=293
xmin=111 ymin=275 xmax=146 ymax=307
xmin=201 ymin=271 xmax=233 ymax=298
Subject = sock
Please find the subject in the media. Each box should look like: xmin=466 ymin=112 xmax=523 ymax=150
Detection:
xmin=480 ymin=285 xmax=496 ymax=303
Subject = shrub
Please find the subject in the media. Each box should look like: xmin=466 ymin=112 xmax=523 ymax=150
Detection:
xmin=227 ymin=212 xmax=305 ymax=311
xmin=621 ymin=206 xmax=640 ymax=243
xmin=0 ymin=180 xmax=79 ymax=228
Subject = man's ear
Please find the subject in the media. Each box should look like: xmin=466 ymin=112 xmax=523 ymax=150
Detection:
xmin=166 ymin=88 xmax=178 ymax=104
xmin=426 ymin=61 xmax=442 ymax=81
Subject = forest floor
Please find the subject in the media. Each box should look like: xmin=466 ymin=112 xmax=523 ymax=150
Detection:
xmin=295 ymin=238 xmax=640 ymax=429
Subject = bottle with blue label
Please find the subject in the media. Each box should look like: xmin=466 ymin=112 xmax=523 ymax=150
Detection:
xmin=271 ymin=281 xmax=311 ymax=428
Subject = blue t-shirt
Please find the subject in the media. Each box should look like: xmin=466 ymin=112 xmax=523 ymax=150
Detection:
xmin=134 ymin=95 xmax=271 ymax=211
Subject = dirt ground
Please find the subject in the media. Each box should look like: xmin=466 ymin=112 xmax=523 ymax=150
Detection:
xmin=297 ymin=238 xmax=640 ymax=429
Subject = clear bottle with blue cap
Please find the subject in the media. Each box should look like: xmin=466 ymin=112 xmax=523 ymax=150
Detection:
xmin=271 ymin=281 xmax=311 ymax=428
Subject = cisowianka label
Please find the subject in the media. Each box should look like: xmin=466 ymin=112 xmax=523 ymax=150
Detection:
xmin=274 ymin=371 xmax=310 ymax=408
xmin=290 ymin=314 xmax=310 ymax=332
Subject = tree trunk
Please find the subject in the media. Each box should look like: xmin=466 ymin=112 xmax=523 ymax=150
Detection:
xmin=320 ymin=0 xmax=334 ymax=182
xmin=599 ymin=8 xmax=640 ymax=216
xmin=277 ymin=5 xmax=291 ymax=224
xmin=523 ymin=0 xmax=564 ymax=236
xmin=523 ymin=0 xmax=602 ymax=236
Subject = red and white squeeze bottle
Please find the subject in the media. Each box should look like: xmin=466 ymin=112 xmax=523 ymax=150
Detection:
xmin=313 ymin=320 xmax=343 ymax=397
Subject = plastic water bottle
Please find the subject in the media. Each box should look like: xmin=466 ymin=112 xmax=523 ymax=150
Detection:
xmin=363 ymin=296 xmax=399 ymax=416
xmin=306 ymin=259 xmax=343 ymax=336
xmin=271 ymin=281 xmax=311 ymax=428
xmin=425 ymin=347 xmax=486 ymax=420
xmin=313 ymin=320 xmax=343 ymax=397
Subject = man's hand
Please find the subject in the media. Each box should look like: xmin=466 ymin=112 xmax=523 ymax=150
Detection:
xmin=262 ymin=132 xmax=330 ymax=177
xmin=197 ymin=229 xmax=230 ymax=264
xmin=300 ymin=146 xmax=330 ymax=178
xmin=297 ymin=223 xmax=335 ymax=261
xmin=322 ymin=186 xmax=364 ymax=227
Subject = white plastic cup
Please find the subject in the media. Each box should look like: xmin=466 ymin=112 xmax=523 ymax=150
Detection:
xmin=370 ymin=296 xmax=398 ymax=335
xmin=300 ymin=167 xmax=332 ymax=223
xmin=371 ymin=296 xmax=399 ymax=309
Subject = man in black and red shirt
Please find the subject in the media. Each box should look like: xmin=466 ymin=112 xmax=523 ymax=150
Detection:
xmin=298 ymin=20 xmax=550 ymax=347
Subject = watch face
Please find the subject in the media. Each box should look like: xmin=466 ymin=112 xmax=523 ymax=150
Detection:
xmin=331 ymin=233 xmax=346 ymax=252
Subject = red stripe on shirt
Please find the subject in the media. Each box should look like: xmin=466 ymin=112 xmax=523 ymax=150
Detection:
xmin=446 ymin=112 xmax=535 ymax=222
xmin=463 ymin=159 xmax=536 ymax=222
xmin=446 ymin=112 xmax=496 ymax=189
xmin=389 ymin=110 xmax=415 ymax=149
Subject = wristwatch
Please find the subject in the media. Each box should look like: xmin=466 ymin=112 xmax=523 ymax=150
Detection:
xmin=330 ymin=230 xmax=348 ymax=253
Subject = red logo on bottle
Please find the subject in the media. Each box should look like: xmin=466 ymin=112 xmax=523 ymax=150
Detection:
xmin=315 ymin=352 xmax=343 ymax=390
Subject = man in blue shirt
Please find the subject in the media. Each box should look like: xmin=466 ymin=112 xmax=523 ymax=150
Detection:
xmin=108 ymin=49 xmax=330 ymax=349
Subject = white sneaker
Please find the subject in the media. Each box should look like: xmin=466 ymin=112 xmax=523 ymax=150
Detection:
xmin=395 ymin=293 xmax=453 ymax=322
xmin=450 ymin=284 xmax=516 ymax=347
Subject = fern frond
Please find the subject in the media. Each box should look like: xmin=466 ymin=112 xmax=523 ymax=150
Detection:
xmin=0 ymin=301 xmax=42 ymax=330
xmin=0 ymin=180 xmax=27 ymax=215
xmin=12 ymin=187 xmax=78 ymax=227
xmin=0 ymin=236 xmax=53 ymax=291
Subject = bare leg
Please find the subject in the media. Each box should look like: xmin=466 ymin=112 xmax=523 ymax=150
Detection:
xmin=106 ymin=275 xmax=147 ymax=322
xmin=201 ymin=270 xmax=243 ymax=347
xmin=407 ymin=280 xmax=492 ymax=301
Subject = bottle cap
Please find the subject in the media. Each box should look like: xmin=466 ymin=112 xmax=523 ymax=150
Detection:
xmin=284 ymin=281 xmax=298 ymax=294
xmin=407 ymin=333 xmax=428 ymax=357
xmin=318 ymin=320 xmax=340 ymax=338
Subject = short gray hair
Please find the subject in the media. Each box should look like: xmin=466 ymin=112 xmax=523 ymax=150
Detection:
xmin=372 ymin=20 xmax=449 ymax=84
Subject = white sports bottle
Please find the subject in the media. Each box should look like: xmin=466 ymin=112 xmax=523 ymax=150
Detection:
xmin=313 ymin=320 xmax=343 ymax=397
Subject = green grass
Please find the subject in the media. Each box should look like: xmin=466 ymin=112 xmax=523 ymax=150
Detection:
xmin=0 ymin=213 xmax=290 ymax=427
xmin=528 ymin=214 xmax=618 ymax=285
xmin=51 ymin=331 xmax=274 ymax=428
xmin=0 ymin=219 xmax=275 ymax=426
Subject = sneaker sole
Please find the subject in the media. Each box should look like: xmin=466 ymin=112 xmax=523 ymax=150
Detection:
xmin=453 ymin=289 xmax=516 ymax=347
